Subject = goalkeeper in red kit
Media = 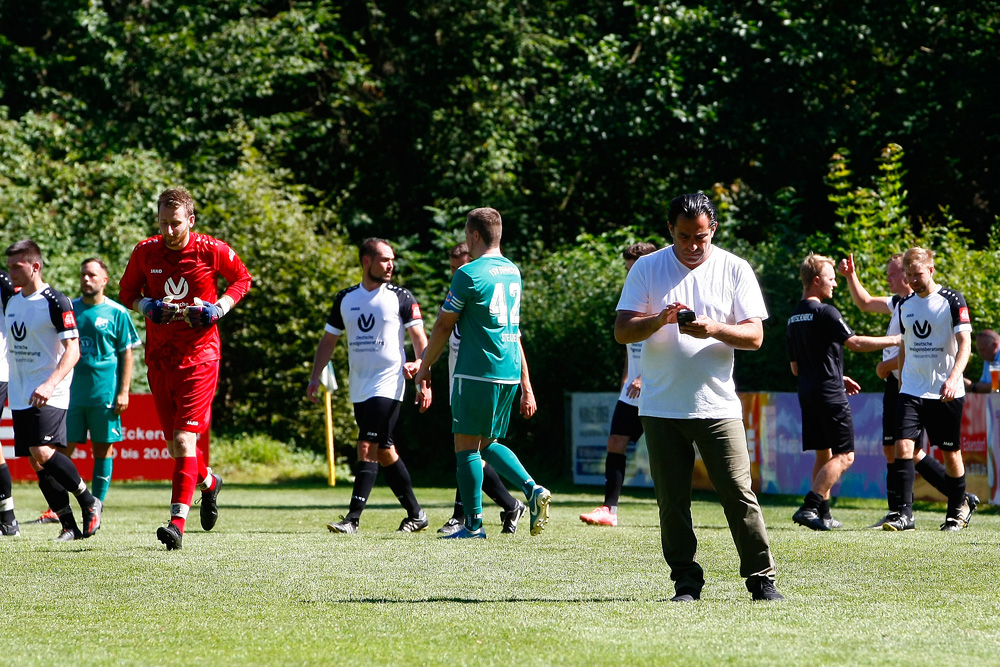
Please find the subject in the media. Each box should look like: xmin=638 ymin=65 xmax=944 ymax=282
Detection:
xmin=120 ymin=187 xmax=252 ymax=550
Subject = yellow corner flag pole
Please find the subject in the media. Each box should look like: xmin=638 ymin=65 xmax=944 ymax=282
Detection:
xmin=320 ymin=362 xmax=338 ymax=487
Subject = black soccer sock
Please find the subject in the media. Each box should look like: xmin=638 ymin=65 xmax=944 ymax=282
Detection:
xmin=895 ymin=458 xmax=915 ymax=519
xmin=36 ymin=467 xmax=75 ymax=531
xmin=345 ymin=461 xmax=378 ymax=523
xmin=42 ymin=451 xmax=96 ymax=508
xmin=803 ymin=490 xmax=823 ymax=512
xmin=451 ymin=489 xmax=464 ymax=521
xmin=915 ymin=456 xmax=949 ymax=496
xmin=382 ymin=458 xmax=422 ymax=518
xmin=603 ymin=452 xmax=627 ymax=512
xmin=0 ymin=463 xmax=15 ymax=524
xmin=886 ymin=461 xmax=901 ymax=512
xmin=819 ymin=498 xmax=832 ymax=521
xmin=482 ymin=463 xmax=518 ymax=512
xmin=944 ymin=473 xmax=967 ymax=521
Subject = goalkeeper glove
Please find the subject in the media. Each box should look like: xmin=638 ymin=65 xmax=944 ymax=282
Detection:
xmin=139 ymin=298 xmax=180 ymax=324
xmin=184 ymin=301 xmax=226 ymax=328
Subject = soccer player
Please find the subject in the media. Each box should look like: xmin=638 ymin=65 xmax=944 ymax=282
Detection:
xmin=412 ymin=207 xmax=551 ymax=540
xmin=3 ymin=239 xmax=102 ymax=541
xmin=837 ymin=252 xmax=978 ymax=527
xmin=120 ymin=188 xmax=251 ymax=550
xmin=580 ymin=241 xmax=657 ymax=527
xmin=0 ymin=269 xmax=20 ymax=536
xmin=437 ymin=243 xmax=531 ymax=536
xmin=786 ymin=253 xmax=900 ymax=531
xmin=307 ymin=238 xmax=430 ymax=534
xmin=885 ymin=247 xmax=974 ymax=532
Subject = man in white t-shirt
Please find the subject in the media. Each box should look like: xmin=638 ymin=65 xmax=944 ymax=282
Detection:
xmin=838 ymin=252 xmax=978 ymax=528
xmin=307 ymin=238 xmax=430 ymax=534
xmin=615 ymin=193 xmax=781 ymax=602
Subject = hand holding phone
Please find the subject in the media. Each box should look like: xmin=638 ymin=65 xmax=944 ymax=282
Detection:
xmin=676 ymin=309 xmax=696 ymax=325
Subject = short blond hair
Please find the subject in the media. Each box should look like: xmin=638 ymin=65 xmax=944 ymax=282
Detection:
xmin=903 ymin=247 xmax=935 ymax=270
xmin=800 ymin=252 xmax=834 ymax=287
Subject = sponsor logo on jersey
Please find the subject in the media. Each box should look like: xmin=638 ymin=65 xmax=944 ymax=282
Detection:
xmin=164 ymin=277 xmax=189 ymax=302
xmin=359 ymin=313 xmax=375 ymax=332
xmin=350 ymin=306 xmax=360 ymax=311
xmin=913 ymin=320 xmax=932 ymax=339
xmin=411 ymin=304 xmax=422 ymax=319
xmin=62 ymin=311 xmax=77 ymax=329
xmin=959 ymin=307 xmax=970 ymax=323
xmin=10 ymin=321 xmax=26 ymax=341
xmin=150 ymin=269 xmax=163 ymax=274
xmin=186 ymin=419 xmax=199 ymax=426
xmin=95 ymin=316 xmax=110 ymax=330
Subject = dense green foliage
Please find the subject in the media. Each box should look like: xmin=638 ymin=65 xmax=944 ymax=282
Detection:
xmin=1 ymin=1 xmax=997 ymax=470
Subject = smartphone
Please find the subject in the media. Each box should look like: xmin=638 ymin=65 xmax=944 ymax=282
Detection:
xmin=677 ymin=309 xmax=696 ymax=325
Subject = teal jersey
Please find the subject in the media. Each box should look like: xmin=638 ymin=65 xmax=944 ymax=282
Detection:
xmin=70 ymin=298 xmax=141 ymax=406
xmin=443 ymin=253 xmax=522 ymax=383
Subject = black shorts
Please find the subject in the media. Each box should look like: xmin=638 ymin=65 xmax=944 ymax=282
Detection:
xmin=0 ymin=381 xmax=7 ymax=410
xmin=353 ymin=396 xmax=402 ymax=448
xmin=801 ymin=401 xmax=854 ymax=454
xmin=896 ymin=393 xmax=963 ymax=452
xmin=12 ymin=405 xmax=68 ymax=457
xmin=609 ymin=400 xmax=643 ymax=443
xmin=883 ymin=375 xmax=924 ymax=449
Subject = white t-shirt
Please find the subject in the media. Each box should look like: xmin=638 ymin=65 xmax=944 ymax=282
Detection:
xmin=898 ymin=286 xmax=972 ymax=399
xmin=616 ymin=246 xmax=768 ymax=420
xmin=883 ymin=295 xmax=902 ymax=380
xmin=3 ymin=284 xmax=79 ymax=410
xmin=325 ymin=283 xmax=423 ymax=403
xmin=618 ymin=342 xmax=643 ymax=407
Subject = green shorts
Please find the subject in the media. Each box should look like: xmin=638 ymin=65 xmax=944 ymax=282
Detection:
xmin=451 ymin=377 xmax=517 ymax=439
xmin=67 ymin=404 xmax=124 ymax=444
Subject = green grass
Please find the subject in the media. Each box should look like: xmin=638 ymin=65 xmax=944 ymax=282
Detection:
xmin=1 ymin=484 xmax=999 ymax=666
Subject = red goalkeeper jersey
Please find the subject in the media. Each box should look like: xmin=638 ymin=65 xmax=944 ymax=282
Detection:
xmin=119 ymin=233 xmax=252 ymax=369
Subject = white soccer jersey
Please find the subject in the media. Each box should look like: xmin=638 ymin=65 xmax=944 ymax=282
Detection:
xmin=617 ymin=246 xmax=768 ymax=420
xmin=325 ymin=283 xmax=423 ymax=403
xmin=618 ymin=342 xmax=643 ymax=407
xmin=898 ymin=286 xmax=972 ymax=399
xmin=883 ymin=295 xmax=903 ymax=380
xmin=2 ymin=284 xmax=79 ymax=410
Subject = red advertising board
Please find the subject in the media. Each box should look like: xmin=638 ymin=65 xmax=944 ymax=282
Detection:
xmin=1 ymin=394 xmax=209 ymax=481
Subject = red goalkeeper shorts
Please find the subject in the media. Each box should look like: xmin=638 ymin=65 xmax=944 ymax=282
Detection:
xmin=148 ymin=360 xmax=220 ymax=434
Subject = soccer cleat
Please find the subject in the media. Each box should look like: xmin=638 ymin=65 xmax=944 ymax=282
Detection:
xmin=792 ymin=507 xmax=830 ymax=531
xmin=580 ymin=505 xmax=618 ymax=527
xmin=327 ymin=517 xmax=358 ymax=534
xmin=747 ymin=577 xmax=784 ymax=601
xmin=670 ymin=588 xmax=701 ymax=602
xmin=824 ymin=517 xmax=843 ymax=529
xmin=881 ymin=512 xmax=915 ymax=532
xmin=437 ymin=517 xmax=464 ymax=535
xmin=156 ymin=523 xmax=183 ymax=550
xmin=0 ymin=520 xmax=21 ymax=537
xmin=868 ymin=512 xmax=894 ymax=529
xmin=81 ymin=499 xmax=102 ymax=538
xmin=54 ymin=527 xmax=82 ymax=541
xmin=200 ymin=474 xmax=223 ymax=531
xmin=501 ymin=500 xmax=527 ymax=534
xmin=958 ymin=492 xmax=980 ymax=528
xmin=940 ymin=518 xmax=963 ymax=532
xmin=528 ymin=485 xmax=551 ymax=536
xmin=28 ymin=508 xmax=60 ymax=525
xmin=397 ymin=509 xmax=429 ymax=533
xmin=439 ymin=525 xmax=486 ymax=539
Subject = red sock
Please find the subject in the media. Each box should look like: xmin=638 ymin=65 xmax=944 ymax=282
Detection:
xmin=195 ymin=446 xmax=214 ymax=490
xmin=170 ymin=456 xmax=198 ymax=533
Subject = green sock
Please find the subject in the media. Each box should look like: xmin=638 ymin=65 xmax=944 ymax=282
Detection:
xmin=92 ymin=457 xmax=113 ymax=503
xmin=455 ymin=451 xmax=484 ymax=531
xmin=481 ymin=443 xmax=533 ymax=496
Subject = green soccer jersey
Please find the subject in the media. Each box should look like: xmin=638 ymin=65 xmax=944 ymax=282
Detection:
xmin=70 ymin=298 xmax=141 ymax=406
xmin=443 ymin=253 xmax=522 ymax=383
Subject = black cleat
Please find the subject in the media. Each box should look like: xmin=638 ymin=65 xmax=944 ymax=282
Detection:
xmin=792 ymin=507 xmax=830 ymax=531
xmin=868 ymin=512 xmax=894 ymax=529
xmin=54 ymin=527 xmax=82 ymax=541
xmin=157 ymin=523 xmax=183 ymax=550
xmin=327 ymin=517 xmax=358 ymax=534
xmin=397 ymin=509 xmax=429 ymax=533
xmin=81 ymin=499 xmax=102 ymax=538
xmin=1 ymin=520 xmax=22 ymax=537
xmin=940 ymin=518 xmax=963 ymax=532
xmin=958 ymin=492 xmax=980 ymax=528
xmin=747 ymin=576 xmax=784 ymax=601
xmin=501 ymin=500 xmax=527 ymax=535
xmin=670 ymin=587 xmax=701 ymax=602
xmin=437 ymin=517 xmax=463 ymax=535
xmin=881 ymin=512 xmax=915 ymax=532
xmin=200 ymin=474 xmax=223 ymax=531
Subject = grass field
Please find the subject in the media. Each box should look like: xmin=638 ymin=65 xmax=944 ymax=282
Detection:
xmin=1 ymin=482 xmax=999 ymax=666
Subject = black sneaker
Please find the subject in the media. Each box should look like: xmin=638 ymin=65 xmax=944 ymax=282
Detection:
xmin=747 ymin=577 xmax=784 ymax=601
xmin=500 ymin=500 xmax=527 ymax=535
xmin=792 ymin=507 xmax=830 ymax=531
xmin=437 ymin=517 xmax=464 ymax=535
xmin=868 ymin=512 xmax=894 ymax=529
xmin=81 ymin=499 xmax=102 ymax=538
xmin=156 ymin=523 xmax=183 ymax=550
xmin=327 ymin=517 xmax=358 ymax=534
xmin=670 ymin=587 xmax=701 ymax=602
xmin=54 ymin=527 xmax=82 ymax=541
xmin=200 ymin=474 xmax=223 ymax=531
xmin=958 ymin=492 xmax=980 ymax=528
xmin=940 ymin=518 xmax=963 ymax=532
xmin=1 ymin=520 xmax=21 ymax=537
xmin=881 ymin=512 xmax=915 ymax=532
xmin=397 ymin=510 xmax=429 ymax=533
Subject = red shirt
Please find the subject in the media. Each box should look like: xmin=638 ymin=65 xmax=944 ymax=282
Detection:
xmin=119 ymin=233 xmax=252 ymax=369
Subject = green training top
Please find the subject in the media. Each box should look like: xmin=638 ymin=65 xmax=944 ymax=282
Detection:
xmin=69 ymin=298 xmax=141 ymax=407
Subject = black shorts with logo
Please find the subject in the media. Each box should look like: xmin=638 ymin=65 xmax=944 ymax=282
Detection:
xmin=883 ymin=375 xmax=924 ymax=449
xmin=353 ymin=396 xmax=402 ymax=448
xmin=801 ymin=401 xmax=854 ymax=454
xmin=609 ymin=400 xmax=643 ymax=443
xmin=12 ymin=405 xmax=68 ymax=457
xmin=896 ymin=393 xmax=963 ymax=452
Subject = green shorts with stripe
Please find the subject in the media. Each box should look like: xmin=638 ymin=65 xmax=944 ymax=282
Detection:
xmin=67 ymin=404 xmax=124 ymax=444
xmin=451 ymin=377 xmax=518 ymax=439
